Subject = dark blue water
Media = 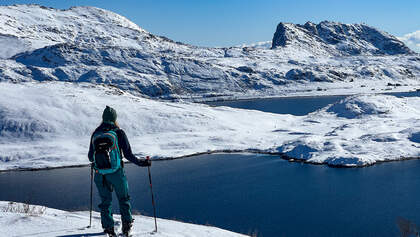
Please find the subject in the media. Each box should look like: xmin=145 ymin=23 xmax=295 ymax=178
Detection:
xmin=1 ymin=153 xmax=419 ymax=237
xmin=205 ymin=91 xmax=420 ymax=115
xmin=205 ymin=95 xmax=346 ymax=115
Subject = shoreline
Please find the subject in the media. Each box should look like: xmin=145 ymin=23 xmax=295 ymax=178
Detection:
xmin=4 ymin=81 xmax=420 ymax=104
xmin=0 ymin=81 xmax=418 ymax=173
xmin=175 ymin=85 xmax=420 ymax=103
xmin=1 ymin=149 xmax=419 ymax=173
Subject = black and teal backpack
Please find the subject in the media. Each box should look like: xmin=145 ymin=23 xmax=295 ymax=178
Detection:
xmin=92 ymin=129 xmax=121 ymax=174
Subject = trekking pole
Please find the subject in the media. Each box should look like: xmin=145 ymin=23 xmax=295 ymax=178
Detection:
xmin=146 ymin=156 xmax=158 ymax=232
xmin=88 ymin=163 xmax=93 ymax=228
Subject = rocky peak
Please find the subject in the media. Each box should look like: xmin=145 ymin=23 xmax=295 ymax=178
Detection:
xmin=272 ymin=21 xmax=413 ymax=56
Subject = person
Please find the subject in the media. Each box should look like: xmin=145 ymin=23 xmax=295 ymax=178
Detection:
xmin=88 ymin=106 xmax=151 ymax=236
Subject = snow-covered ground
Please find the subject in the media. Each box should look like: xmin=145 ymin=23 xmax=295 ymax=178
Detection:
xmin=0 ymin=201 xmax=247 ymax=237
xmin=1 ymin=81 xmax=419 ymax=170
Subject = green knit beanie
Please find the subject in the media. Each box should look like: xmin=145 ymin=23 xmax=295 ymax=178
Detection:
xmin=102 ymin=106 xmax=117 ymax=123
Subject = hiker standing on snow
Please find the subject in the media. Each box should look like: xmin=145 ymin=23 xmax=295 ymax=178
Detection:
xmin=88 ymin=106 xmax=151 ymax=236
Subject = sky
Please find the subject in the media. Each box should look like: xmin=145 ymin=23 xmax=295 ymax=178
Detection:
xmin=1 ymin=0 xmax=420 ymax=49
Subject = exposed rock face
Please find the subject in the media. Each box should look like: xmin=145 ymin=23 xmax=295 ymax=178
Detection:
xmin=272 ymin=23 xmax=289 ymax=47
xmin=272 ymin=21 xmax=413 ymax=56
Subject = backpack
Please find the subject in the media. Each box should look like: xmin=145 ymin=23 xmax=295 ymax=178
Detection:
xmin=92 ymin=129 xmax=121 ymax=174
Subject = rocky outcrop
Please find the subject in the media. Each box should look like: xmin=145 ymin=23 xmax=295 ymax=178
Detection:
xmin=272 ymin=21 xmax=413 ymax=56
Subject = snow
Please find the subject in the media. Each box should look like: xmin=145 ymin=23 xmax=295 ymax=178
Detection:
xmin=0 ymin=82 xmax=419 ymax=170
xmin=277 ymin=95 xmax=420 ymax=166
xmin=0 ymin=201 xmax=247 ymax=237
xmin=325 ymin=95 xmax=407 ymax=119
xmin=0 ymin=35 xmax=29 ymax=59
xmin=0 ymin=5 xmax=418 ymax=100
xmin=0 ymin=5 xmax=147 ymax=55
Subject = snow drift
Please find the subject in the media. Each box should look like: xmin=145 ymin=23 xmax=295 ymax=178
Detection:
xmin=0 ymin=201 xmax=247 ymax=237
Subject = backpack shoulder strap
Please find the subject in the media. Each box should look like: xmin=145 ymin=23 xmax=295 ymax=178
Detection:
xmin=112 ymin=128 xmax=124 ymax=167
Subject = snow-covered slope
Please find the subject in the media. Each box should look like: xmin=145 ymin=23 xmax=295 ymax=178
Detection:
xmin=0 ymin=5 xmax=147 ymax=56
xmin=1 ymin=82 xmax=418 ymax=170
xmin=0 ymin=201 xmax=247 ymax=237
xmin=0 ymin=4 xmax=419 ymax=99
xmin=277 ymin=95 xmax=420 ymax=166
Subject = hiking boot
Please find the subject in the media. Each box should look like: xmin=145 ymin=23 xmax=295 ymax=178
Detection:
xmin=104 ymin=227 xmax=117 ymax=236
xmin=122 ymin=221 xmax=133 ymax=236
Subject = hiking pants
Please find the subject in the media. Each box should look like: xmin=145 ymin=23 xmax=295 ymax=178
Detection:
xmin=94 ymin=168 xmax=133 ymax=229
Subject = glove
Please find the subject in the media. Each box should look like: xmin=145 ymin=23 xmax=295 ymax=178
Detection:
xmin=137 ymin=158 xmax=151 ymax=167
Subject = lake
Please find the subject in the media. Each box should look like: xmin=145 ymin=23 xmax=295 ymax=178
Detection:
xmin=1 ymin=153 xmax=419 ymax=237
xmin=204 ymin=91 xmax=420 ymax=115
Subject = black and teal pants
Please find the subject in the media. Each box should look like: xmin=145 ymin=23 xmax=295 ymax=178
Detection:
xmin=94 ymin=168 xmax=133 ymax=229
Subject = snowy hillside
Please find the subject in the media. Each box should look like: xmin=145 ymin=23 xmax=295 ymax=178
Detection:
xmin=0 ymin=4 xmax=419 ymax=99
xmin=1 ymin=81 xmax=418 ymax=170
xmin=0 ymin=5 xmax=147 ymax=57
xmin=0 ymin=201 xmax=247 ymax=237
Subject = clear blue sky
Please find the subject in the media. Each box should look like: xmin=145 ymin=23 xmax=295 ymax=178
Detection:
xmin=2 ymin=0 xmax=419 ymax=47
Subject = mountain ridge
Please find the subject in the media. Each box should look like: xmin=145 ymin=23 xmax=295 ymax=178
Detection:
xmin=0 ymin=4 xmax=419 ymax=99
xmin=272 ymin=21 xmax=413 ymax=55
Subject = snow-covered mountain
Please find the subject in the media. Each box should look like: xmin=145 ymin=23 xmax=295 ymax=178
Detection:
xmin=272 ymin=21 xmax=413 ymax=55
xmin=0 ymin=4 xmax=419 ymax=99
